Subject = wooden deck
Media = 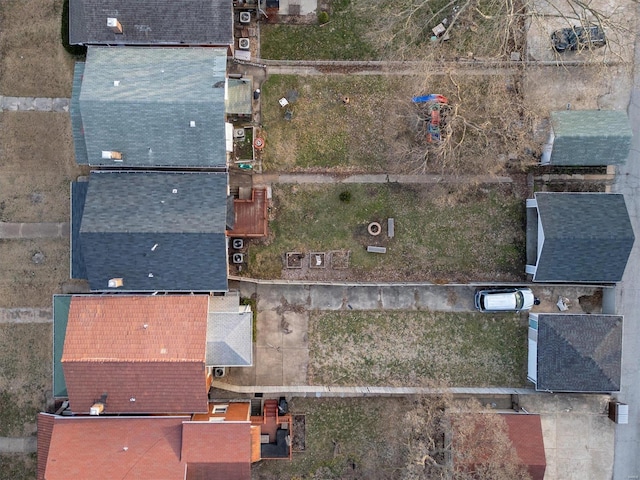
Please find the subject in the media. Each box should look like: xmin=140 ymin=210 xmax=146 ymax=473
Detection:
xmin=229 ymin=187 xmax=268 ymax=238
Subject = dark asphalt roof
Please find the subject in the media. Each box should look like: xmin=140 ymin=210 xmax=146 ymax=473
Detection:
xmin=69 ymin=0 xmax=233 ymax=46
xmin=75 ymin=171 xmax=229 ymax=292
xmin=533 ymin=192 xmax=634 ymax=282
xmin=536 ymin=314 xmax=622 ymax=392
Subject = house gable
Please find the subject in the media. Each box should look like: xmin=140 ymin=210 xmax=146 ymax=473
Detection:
xmin=535 ymin=314 xmax=623 ymax=392
xmin=73 ymin=171 xmax=229 ymax=292
xmin=531 ymin=192 xmax=634 ymax=282
xmin=62 ymin=295 xmax=210 ymax=413
xmin=71 ymin=47 xmax=228 ymax=168
xmin=549 ymin=110 xmax=632 ymax=166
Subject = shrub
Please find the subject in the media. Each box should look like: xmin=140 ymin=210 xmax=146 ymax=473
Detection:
xmin=339 ymin=190 xmax=351 ymax=202
xmin=318 ymin=11 xmax=329 ymax=25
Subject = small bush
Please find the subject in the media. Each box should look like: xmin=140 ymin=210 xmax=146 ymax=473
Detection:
xmin=318 ymin=11 xmax=329 ymax=24
xmin=339 ymin=190 xmax=352 ymax=203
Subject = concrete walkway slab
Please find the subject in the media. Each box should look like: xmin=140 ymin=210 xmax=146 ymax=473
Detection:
xmin=0 ymin=222 xmax=69 ymax=239
xmin=0 ymin=436 xmax=37 ymax=453
xmin=0 ymin=308 xmax=52 ymax=323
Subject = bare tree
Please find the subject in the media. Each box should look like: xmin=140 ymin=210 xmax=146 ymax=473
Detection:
xmin=401 ymin=396 xmax=532 ymax=480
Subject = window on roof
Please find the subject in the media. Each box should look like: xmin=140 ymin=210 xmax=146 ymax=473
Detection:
xmin=212 ymin=404 xmax=228 ymax=414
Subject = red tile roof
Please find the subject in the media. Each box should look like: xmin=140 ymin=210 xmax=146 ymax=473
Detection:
xmin=503 ymin=414 xmax=546 ymax=480
xmin=41 ymin=416 xmax=252 ymax=480
xmin=181 ymin=422 xmax=252 ymax=465
xmin=44 ymin=416 xmax=187 ymax=480
xmin=37 ymin=413 xmax=55 ymax=480
xmin=62 ymin=295 xmax=210 ymax=414
xmin=186 ymin=463 xmax=250 ymax=480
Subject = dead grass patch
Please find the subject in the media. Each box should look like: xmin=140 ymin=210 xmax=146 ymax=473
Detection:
xmin=0 ymin=323 xmax=52 ymax=436
xmin=0 ymin=0 xmax=76 ymax=97
xmin=308 ymin=311 xmax=528 ymax=387
xmin=253 ymin=397 xmax=408 ymax=479
xmin=247 ymin=183 xmax=526 ymax=283
xmin=0 ymin=454 xmax=37 ymax=480
xmin=0 ymin=239 xmax=68 ymax=308
xmin=261 ymin=74 xmax=539 ymax=175
xmin=0 ymin=112 xmax=87 ymax=222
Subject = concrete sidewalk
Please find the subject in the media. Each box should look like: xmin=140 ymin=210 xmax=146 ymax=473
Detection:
xmin=0 ymin=308 xmax=52 ymax=323
xmin=0 ymin=96 xmax=69 ymax=112
xmin=254 ymin=173 xmax=513 ymax=185
xmin=0 ymin=222 xmax=69 ymax=239
xmin=0 ymin=436 xmax=37 ymax=453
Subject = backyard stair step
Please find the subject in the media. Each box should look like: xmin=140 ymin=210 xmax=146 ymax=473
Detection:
xmin=263 ymin=399 xmax=279 ymax=424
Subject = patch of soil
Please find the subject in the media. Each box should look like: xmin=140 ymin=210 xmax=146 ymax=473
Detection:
xmin=286 ymin=252 xmax=304 ymax=268
xmin=292 ymin=414 xmax=306 ymax=452
xmin=579 ymin=290 xmax=604 ymax=314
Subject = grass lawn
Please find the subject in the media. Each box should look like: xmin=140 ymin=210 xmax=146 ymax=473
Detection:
xmin=0 ymin=0 xmax=77 ymax=97
xmin=0 ymin=113 xmax=87 ymax=223
xmin=261 ymin=75 xmax=406 ymax=172
xmin=308 ymin=311 xmax=528 ymax=387
xmin=253 ymin=397 xmax=408 ymax=479
xmin=260 ymin=0 xmax=521 ymax=61
xmin=247 ymin=183 xmax=526 ymax=282
xmin=0 ymin=323 xmax=52 ymax=437
xmin=0 ymin=240 xmax=69 ymax=308
xmin=0 ymin=454 xmax=37 ymax=480
xmin=260 ymin=0 xmax=377 ymax=60
xmin=260 ymin=74 xmax=536 ymax=174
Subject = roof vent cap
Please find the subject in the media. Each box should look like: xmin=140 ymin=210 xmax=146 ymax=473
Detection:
xmin=108 ymin=278 xmax=123 ymax=288
xmin=107 ymin=17 xmax=123 ymax=34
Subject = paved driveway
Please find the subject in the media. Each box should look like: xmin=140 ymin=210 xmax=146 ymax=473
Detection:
xmin=611 ymin=4 xmax=640 ymax=476
xmin=520 ymin=394 xmax=615 ymax=480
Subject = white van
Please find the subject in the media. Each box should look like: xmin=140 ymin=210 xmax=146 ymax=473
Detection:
xmin=474 ymin=288 xmax=538 ymax=312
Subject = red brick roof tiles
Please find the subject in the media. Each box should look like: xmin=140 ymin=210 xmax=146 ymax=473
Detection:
xmin=40 ymin=416 xmax=252 ymax=480
xmin=181 ymin=422 xmax=252 ymax=464
xmin=503 ymin=414 xmax=547 ymax=480
xmin=62 ymin=295 xmax=210 ymax=413
xmin=63 ymin=295 xmax=209 ymax=361
xmin=36 ymin=413 xmax=55 ymax=480
xmin=44 ymin=416 xmax=187 ymax=480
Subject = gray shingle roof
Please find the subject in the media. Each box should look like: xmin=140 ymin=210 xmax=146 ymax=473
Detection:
xmin=226 ymin=79 xmax=253 ymax=116
xmin=549 ymin=110 xmax=632 ymax=166
xmin=74 ymin=171 xmax=229 ymax=292
xmin=70 ymin=63 xmax=88 ymax=165
xmin=69 ymin=0 xmax=233 ymax=46
xmin=533 ymin=192 xmax=634 ymax=282
xmin=71 ymin=47 xmax=228 ymax=168
xmin=205 ymin=294 xmax=252 ymax=366
xmin=536 ymin=314 xmax=622 ymax=392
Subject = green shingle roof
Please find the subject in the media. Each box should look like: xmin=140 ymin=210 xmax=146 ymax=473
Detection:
xmin=71 ymin=47 xmax=228 ymax=168
xmin=549 ymin=110 xmax=632 ymax=166
xmin=533 ymin=192 xmax=634 ymax=282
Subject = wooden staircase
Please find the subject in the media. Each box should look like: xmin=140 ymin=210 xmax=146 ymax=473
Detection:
xmin=263 ymin=399 xmax=279 ymax=425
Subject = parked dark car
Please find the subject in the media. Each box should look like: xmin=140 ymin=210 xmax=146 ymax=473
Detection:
xmin=551 ymin=25 xmax=606 ymax=52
